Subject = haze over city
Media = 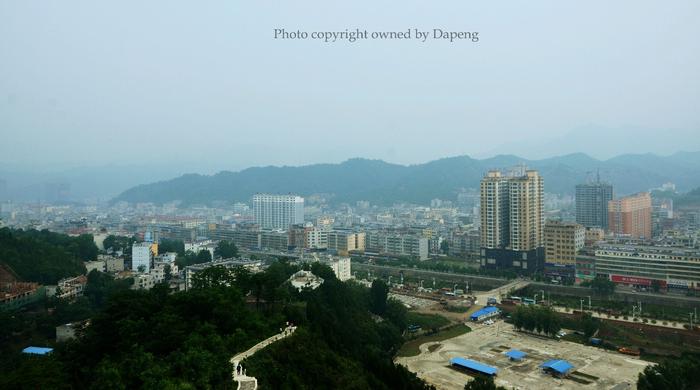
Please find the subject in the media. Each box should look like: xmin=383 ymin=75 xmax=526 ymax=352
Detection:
xmin=2 ymin=2 xmax=700 ymax=389
xmin=1 ymin=0 xmax=699 ymax=170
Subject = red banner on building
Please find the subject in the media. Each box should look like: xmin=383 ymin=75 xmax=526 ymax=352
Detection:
xmin=611 ymin=275 xmax=654 ymax=286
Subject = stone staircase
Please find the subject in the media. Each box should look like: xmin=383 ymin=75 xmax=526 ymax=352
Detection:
xmin=231 ymin=325 xmax=297 ymax=390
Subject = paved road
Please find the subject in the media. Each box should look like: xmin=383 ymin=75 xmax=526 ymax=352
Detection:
xmin=474 ymin=279 xmax=531 ymax=306
xmin=357 ymin=262 xmax=700 ymax=306
xmin=354 ymin=262 xmax=513 ymax=284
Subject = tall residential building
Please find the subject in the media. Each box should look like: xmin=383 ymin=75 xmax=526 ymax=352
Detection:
xmin=544 ymin=221 xmax=584 ymax=280
xmin=480 ymin=171 xmax=509 ymax=249
xmin=608 ymin=192 xmax=652 ymax=239
xmin=252 ymin=194 xmax=304 ymax=230
xmin=480 ymin=168 xmax=544 ymax=273
xmin=575 ymin=179 xmax=613 ymax=229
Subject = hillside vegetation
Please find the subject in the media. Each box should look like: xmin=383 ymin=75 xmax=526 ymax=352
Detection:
xmin=113 ymin=152 xmax=700 ymax=206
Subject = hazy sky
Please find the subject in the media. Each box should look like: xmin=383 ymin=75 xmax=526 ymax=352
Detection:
xmin=1 ymin=1 xmax=699 ymax=170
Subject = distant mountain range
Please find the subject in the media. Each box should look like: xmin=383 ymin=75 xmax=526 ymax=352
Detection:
xmin=111 ymin=152 xmax=700 ymax=206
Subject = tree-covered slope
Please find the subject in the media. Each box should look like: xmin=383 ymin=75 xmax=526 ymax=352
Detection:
xmin=0 ymin=228 xmax=96 ymax=284
xmin=112 ymin=152 xmax=700 ymax=206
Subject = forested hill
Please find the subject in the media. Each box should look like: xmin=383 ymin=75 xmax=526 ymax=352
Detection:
xmin=0 ymin=228 xmax=95 ymax=284
xmin=113 ymin=152 xmax=700 ymax=206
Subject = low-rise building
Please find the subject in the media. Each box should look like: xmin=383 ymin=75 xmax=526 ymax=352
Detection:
xmin=84 ymin=260 xmax=106 ymax=274
xmin=132 ymin=273 xmax=157 ymax=290
xmin=366 ymin=231 xmax=428 ymax=260
xmin=544 ymin=221 xmax=584 ymax=281
xmin=327 ymin=230 xmax=365 ymax=255
xmin=1 ymin=282 xmax=45 ymax=309
xmin=56 ymin=275 xmax=87 ymax=300
xmin=320 ymin=256 xmax=352 ymax=281
xmin=592 ymin=244 xmax=700 ymax=290
xmin=99 ymin=255 xmax=125 ymax=272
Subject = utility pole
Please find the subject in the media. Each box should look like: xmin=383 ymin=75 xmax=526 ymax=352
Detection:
xmin=588 ymin=296 xmax=592 ymax=310
xmin=580 ymin=299 xmax=584 ymax=312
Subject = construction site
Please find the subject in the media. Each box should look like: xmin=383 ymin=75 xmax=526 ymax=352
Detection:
xmin=396 ymin=320 xmax=651 ymax=389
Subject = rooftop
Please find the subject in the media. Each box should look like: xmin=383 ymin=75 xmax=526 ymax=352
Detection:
xmin=504 ymin=349 xmax=527 ymax=360
xmin=540 ymin=359 xmax=574 ymax=375
xmin=449 ymin=357 xmax=498 ymax=376
xmin=22 ymin=346 xmax=54 ymax=355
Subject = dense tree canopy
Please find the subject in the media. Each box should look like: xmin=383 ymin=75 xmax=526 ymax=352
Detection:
xmin=176 ymin=249 xmax=213 ymax=268
xmin=464 ymin=376 xmax=506 ymax=390
xmin=511 ymin=305 xmax=561 ymax=337
xmin=1 ymin=259 xmax=433 ymax=389
xmin=0 ymin=228 xmax=96 ymax=284
xmin=102 ymin=234 xmax=136 ymax=255
xmin=214 ymin=240 xmax=239 ymax=259
xmin=157 ymin=238 xmax=185 ymax=256
xmin=638 ymin=353 xmax=700 ymax=390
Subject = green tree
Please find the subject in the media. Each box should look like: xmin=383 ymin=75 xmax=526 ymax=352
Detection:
xmin=158 ymin=239 xmax=185 ymax=256
xmin=370 ymin=279 xmax=389 ymax=315
xmin=214 ymin=240 xmax=238 ymax=259
xmin=590 ymin=276 xmax=616 ymax=296
xmin=464 ymin=376 xmax=506 ymax=390
xmin=191 ymin=266 xmax=236 ymax=289
xmin=310 ymin=262 xmax=336 ymax=281
xmin=581 ymin=313 xmax=600 ymax=338
xmin=440 ymin=240 xmax=449 ymax=254
xmin=638 ymin=353 xmax=700 ymax=390
xmin=196 ymin=250 xmax=212 ymax=264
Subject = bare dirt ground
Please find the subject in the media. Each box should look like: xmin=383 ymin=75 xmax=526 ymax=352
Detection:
xmin=396 ymin=320 xmax=651 ymax=390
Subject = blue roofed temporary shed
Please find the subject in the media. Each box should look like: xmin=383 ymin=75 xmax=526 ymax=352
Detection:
xmin=540 ymin=359 xmax=574 ymax=376
xmin=22 ymin=346 xmax=54 ymax=355
xmin=469 ymin=306 xmax=500 ymax=321
xmin=504 ymin=349 xmax=527 ymax=361
xmin=449 ymin=357 xmax=498 ymax=376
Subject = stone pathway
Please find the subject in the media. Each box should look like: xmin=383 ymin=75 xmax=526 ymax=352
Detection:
xmin=231 ymin=325 xmax=297 ymax=390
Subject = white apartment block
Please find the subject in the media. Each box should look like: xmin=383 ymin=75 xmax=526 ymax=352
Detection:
xmin=321 ymin=256 xmax=352 ymax=281
xmin=253 ymin=194 xmax=304 ymax=230
xmin=306 ymin=228 xmax=329 ymax=249
xmin=132 ymin=242 xmax=153 ymax=273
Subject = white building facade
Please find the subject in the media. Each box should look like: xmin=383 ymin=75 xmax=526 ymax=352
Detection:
xmin=132 ymin=242 xmax=153 ymax=273
xmin=253 ymin=194 xmax=304 ymax=230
